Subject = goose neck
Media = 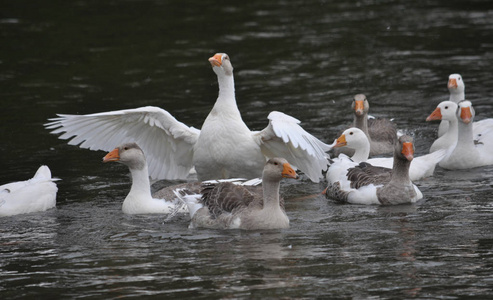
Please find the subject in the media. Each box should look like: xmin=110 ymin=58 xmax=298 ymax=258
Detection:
xmin=261 ymin=178 xmax=281 ymax=211
xmin=128 ymin=165 xmax=152 ymax=198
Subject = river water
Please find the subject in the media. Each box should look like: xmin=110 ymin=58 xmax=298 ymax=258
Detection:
xmin=1 ymin=0 xmax=493 ymax=299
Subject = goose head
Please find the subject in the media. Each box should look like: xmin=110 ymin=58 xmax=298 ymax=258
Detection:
xmin=426 ymin=101 xmax=458 ymax=122
xmin=333 ymin=127 xmax=368 ymax=150
xmin=448 ymin=73 xmax=465 ymax=97
xmin=263 ymin=158 xmax=299 ymax=181
xmin=103 ymin=143 xmax=146 ymax=170
xmin=352 ymin=94 xmax=369 ymax=117
xmin=209 ymin=53 xmax=234 ymax=77
xmin=396 ymin=135 xmax=414 ymax=162
xmin=457 ymin=100 xmax=474 ymax=124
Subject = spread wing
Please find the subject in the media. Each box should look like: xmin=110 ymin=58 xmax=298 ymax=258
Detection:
xmin=45 ymin=106 xmax=200 ymax=180
xmin=252 ymin=111 xmax=331 ymax=183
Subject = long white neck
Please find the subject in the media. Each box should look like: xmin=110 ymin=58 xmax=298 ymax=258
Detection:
xmin=453 ymin=119 xmax=475 ymax=155
xmin=127 ymin=164 xmax=152 ymax=202
xmin=214 ymin=73 xmax=239 ymax=112
xmin=350 ymin=139 xmax=371 ymax=162
xmin=449 ymin=89 xmax=465 ymax=103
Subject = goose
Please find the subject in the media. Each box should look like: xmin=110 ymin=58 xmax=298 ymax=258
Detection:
xmin=103 ymin=142 xmax=261 ymax=215
xmin=330 ymin=128 xmax=445 ymax=181
xmin=334 ymin=94 xmax=397 ymax=157
xmin=324 ymin=135 xmax=423 ymax=205
xmin=0 ymin=165 xmax=58 ymax=217
xmin=427 ymin=101 xmax=493 ymax=153
xmin=174 ymin=157 xmax=298 ymax=230
xmin=434 ymin=101 xmax=493 ymax=170
xmin=46 ymin=53 xmax=331 ymax=183
xmin=437 ymin=74 xmax=465 ymax=137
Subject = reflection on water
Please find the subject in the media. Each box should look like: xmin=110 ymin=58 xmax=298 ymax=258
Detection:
xmin=1 ymin=0 xmax=493 ymax=298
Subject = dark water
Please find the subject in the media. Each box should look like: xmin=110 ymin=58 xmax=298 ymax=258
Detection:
xmin=1 ymin=0 xmax=493 ymax=298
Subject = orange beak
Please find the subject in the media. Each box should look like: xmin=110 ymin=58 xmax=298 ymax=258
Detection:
xmin=448 ymin=78 xmax=458 ymax=89
xmin=103 ymin=148 xmax=120 ymax=163
xmin=333 ymin=134 xmax=347 ymax=148
xmin=401 ymin=142 xmax=414 ymax=161
xmin=354 ymin=100 xmax=364 ymax=116
xmin=426 ymin=107 xmax=442 ymax=121
xmin=460 ymin=107 xmax=472 ymax=124
xmin=282 ymin=163 xmax=299 ymax=179
xmin=208 ymin=53 xmax=222 ymax=67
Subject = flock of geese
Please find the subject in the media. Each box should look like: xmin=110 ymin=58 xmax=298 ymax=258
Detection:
xmin=2 ymin=53 xmax=492 ymax=230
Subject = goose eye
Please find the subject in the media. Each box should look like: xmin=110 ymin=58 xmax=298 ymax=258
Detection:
xmin=273 ymin=162 xmax=278 ymax=166
xmin=445 ymin=106 xmax=448 ymax=109
xmin=350 ymin=132 xmax=354 ymax=135
xmin=124 ymin=147 xmax=128 ymax=150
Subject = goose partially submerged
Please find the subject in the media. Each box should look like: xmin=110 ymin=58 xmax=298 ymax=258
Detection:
xmin=46 ymin=53 xmax=331 ymax=182
xmin=0 ymin=166 xmax=58 ymax=217
xmin=334 ymin=94 xmax=397 ymax=157
xmin=103 ymin=143 xmax=261 ymax=215
xmin=330 ymin=127 xmax=445 ymax=181
xmin=432 ymin=101 xmax=493 ymax=170
xmin=438 ymin=74 xmax=465 ymax=137
xmin=324 ymin=135 xmax=423 ymax=205
xmin=175 ymin=158 xmax=298 ymax=230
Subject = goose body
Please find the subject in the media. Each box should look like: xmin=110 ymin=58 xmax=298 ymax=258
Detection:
xmin=334 ymin=94 xmax=397 ymax=157
xmin=329 ymin=128 xmax=444 ymax=181
xmin=433 ymin=101 xmax=493 ymax=169
xmin=0 ymin=166 xmax=58 ymax=217
xmin=325 ymin=135 xmax=423 ymax=205
xmin=438 ymin=74 xmax=465 ymax=137
xmin=46 ymin=53 xmax=330 ymax=182
xmin=176 ymin=158 xmax=298 ymax=230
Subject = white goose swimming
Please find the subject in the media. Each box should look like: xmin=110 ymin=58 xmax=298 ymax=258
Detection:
xmin=0 ymin=166 xmax=58 ymax=217
xmin=438 ymin=74 xmax=465 ymax=137
xmin=329 ymin=128 xmax=445 ymax=181
xmin=334 ymin=94 xmax=397 ymax=157
xmin=325 ymin=135 xmax=423 ymax=205
xmin=427 ymin=101 xmax=493 ymax=154
xmin=175 ymin=157 xmax=297 ymax=230
xmin=46 ymin=53 xmax=330 ymax=182
xmin=434 ymin=101 xmax=493 ymax=170
xmin=103 ymin=142 xmax=261 ymax=215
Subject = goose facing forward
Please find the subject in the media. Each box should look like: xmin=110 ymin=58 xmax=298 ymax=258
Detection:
xmin=46 ymin=53 xmax=331 ymax=183
xmin=437 ymin=74 xmax=466 ymax=137
xmin=435 ymin=101 xmax=493 ymax=170
xmin=325 ymin=135 xmax=423 ymax=205
xmin=335 ymin=94 xmax=397 ymax=157
xmin=0 ymin=166 xmax=58 ymax=217
xmin=176 ymin=157 xmax=298 ymax=230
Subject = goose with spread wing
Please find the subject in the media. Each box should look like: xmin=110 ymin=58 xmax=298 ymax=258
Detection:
xmin=0 ymin=166 xmax=58 ymax=217
xmin=175 ymin=157 xmax=297 ymax=230
xmin=324 ymin=135 xmax=423 ymax=205
xmin=46 ymin=53 xmax=330 ymax=182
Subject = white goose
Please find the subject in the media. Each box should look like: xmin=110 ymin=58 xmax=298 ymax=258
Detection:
xmin=0 ymin=166 xmax=58 ymax=217
xmin=324 ymin=135 xmax=423 ymax=205
xmin=175 ymin=157 xmax=297 ymax=230
xmin=334 ymin=94 xmax=398 ymax=157
xmin=438 ymin=74 xmax=465 ymax=137
xmin=427 ymin=101 xmax=493 ymax=154
xmin=46 ymin=53 xmax=330 ymax=182
xmin=435 ymin=101 xmax=493 ymax=170
xmin=329 ymin=128 xmax=445 ymax=181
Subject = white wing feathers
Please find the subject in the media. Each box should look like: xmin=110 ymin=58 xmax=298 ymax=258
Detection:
xmin=45 ymin=106 xmax=200 ymax=180
xmin=253 ymin=111 xmax=332 ymax=182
